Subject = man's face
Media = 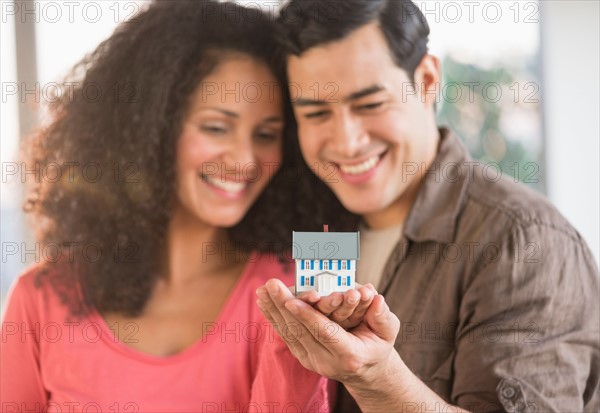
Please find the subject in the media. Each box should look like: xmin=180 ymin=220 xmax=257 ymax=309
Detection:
xmin=288 ymin=23 xmax=440 ymax=228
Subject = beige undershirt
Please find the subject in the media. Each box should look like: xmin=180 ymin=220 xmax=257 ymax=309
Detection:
xmin=356 ymin=221 xmax=404 ymax=290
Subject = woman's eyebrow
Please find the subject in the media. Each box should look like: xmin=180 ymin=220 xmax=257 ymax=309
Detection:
xmin=195 ymin=109 xmax=282 ymax=124
xmin=197 ymin=107 xmax=239 ymax=118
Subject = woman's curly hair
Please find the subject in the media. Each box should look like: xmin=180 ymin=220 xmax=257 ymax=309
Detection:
xmin=24 ymin=0 xmax=359 ymax=318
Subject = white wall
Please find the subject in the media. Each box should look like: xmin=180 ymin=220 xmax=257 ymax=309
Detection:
xmin=541 ymin=1 xmax=600 ymax=265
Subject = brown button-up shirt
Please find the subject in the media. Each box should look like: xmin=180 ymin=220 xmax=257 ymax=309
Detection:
xmin=336 ymin=128 xmax=599 ymax=413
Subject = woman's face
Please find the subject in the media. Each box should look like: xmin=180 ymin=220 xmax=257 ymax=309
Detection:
xmin=175 ymin=55 xmax=284 ymax=228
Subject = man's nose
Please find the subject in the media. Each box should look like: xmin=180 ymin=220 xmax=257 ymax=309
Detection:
xmin=331 ymin=114 xmax=369 ymax=158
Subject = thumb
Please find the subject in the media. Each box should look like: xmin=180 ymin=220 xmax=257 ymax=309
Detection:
xmin=364 ymin=295 xmax=399 ymax=342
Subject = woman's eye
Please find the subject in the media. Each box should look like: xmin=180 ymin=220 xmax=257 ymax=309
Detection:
xmin=255 ymin=131 xmax=280 ymax=142
xmin=200 ymin=125 xmax=228 ymax=135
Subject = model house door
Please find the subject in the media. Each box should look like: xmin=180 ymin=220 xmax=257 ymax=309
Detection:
xmin=318 ymin=273 xmax=333 ymax=295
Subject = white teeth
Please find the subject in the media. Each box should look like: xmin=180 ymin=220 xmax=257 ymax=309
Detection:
xmin=339 ymin=155 xmax=380 ymax=175
xmin=203 ymin=175 xmax=247 ymax=193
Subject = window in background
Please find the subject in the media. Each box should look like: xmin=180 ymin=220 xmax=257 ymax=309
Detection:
xmin=425 ymin=1 xmax=544 ymax=192
xmin=1 ymin=1 xmax=146 ymax=309
xmin=1 ymin=2 xmax=21 ymax=304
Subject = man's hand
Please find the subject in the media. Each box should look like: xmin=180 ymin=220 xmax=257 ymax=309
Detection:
xmin=295 ymin=283 xmax=377 ymax=330
xmin=257 ymin=278 xmax=472 ymax=413
xmin=256 ymin=278 xmax=400 ymax=385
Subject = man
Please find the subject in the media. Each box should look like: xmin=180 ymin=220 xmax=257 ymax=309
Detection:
xmin=256 ymin=1 xmax=599 ymax=412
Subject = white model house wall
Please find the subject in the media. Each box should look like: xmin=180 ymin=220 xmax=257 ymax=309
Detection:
xmin=295 ymin=259 xmax=356 ymax=294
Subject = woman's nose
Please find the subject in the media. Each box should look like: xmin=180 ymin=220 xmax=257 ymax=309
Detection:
xmin=222 ymin=138 xmax=257 ymax=181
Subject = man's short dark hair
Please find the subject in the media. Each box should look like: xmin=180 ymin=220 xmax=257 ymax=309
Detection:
xmin=277 ymin=0 xmax=430 ymax=80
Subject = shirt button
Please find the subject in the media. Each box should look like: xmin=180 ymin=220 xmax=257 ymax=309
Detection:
xmin=502 ymin=385 xmax=516 ymax=399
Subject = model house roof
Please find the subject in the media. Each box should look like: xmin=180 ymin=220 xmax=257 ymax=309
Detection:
xmin=292 ymin=231 xmax=360 ymax=260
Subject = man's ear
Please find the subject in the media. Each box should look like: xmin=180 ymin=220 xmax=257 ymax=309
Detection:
xmin=414 ymin=54 xmax=441 ymax=110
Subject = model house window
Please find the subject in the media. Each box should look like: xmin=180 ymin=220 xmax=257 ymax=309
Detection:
xmin=341 ymin=260 xmax=347 ymax=270
xmin=323 ymin=260 xmax=329 ymax=270
xmin=341 ymin=276 xmax=347 ymax=286
xmin=301 ymin=276 xmax=316 ymax=287
xmin=305 ymin=260 xmax=310 ymax=269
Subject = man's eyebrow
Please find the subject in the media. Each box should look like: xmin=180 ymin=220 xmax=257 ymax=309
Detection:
xmin=292 ymin=84 xmax=386 ymax=107
xmin=345 ymin=84 xmax=386 ymax=102
xmin=292 ymin=98 xmax=329 ymax=107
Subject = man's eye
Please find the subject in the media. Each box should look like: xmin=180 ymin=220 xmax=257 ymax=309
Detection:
xmin=357 ymin=102 xmax=384 ymax=111
xmin=304 ymin=110 xmax=328 ymax=119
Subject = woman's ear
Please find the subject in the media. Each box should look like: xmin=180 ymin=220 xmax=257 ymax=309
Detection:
xmin=415 ymin=54 xmax=441 ymax=110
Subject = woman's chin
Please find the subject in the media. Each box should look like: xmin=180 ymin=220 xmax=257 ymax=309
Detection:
xmin=200 ymin=208 xmax=248 ymax=229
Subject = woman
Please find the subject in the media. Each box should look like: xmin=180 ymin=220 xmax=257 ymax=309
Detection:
xmin=0 ymin=1 xmax=333 ymax=411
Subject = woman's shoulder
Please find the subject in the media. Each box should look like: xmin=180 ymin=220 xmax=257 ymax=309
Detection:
xmin=3 ymin=263 xmax=73 ymax=323
xmin=3 ymin=264 xmax=44 ymax=323
xmin=5 ymin=264 xmax=45 ymax=301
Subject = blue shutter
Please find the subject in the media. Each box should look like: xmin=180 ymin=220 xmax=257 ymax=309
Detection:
xmin=337 ymin=276 xmax=341 ymax=286
xmin=300 ymin=276 xmax=305 ymax=286
xmin=337 ymin=260 xmax=341 ymax=270
xmin=310 ymin=276 xmax=315 ymax=286
xmin=319 ymin=260 xmax=323 ymax=270
xmin=301 ymin=260 xmax=305 ymax=270
xmin=346 ymin=276 xmax=351 ymax=286
xmin=347 ymin=260 xmax=351 ymax=270
xmin=310 ymin=260 xmax=314 ymax=270
xmin=329 ymin=260 xmax=332 ymax=269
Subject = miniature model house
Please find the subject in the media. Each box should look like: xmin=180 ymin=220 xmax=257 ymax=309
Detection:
xmin=293 ymin=225 xmax=360 ymax=297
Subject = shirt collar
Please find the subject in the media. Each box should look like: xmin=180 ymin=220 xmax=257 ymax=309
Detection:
xmin=403 ymin=127 xmax=471 ymax=244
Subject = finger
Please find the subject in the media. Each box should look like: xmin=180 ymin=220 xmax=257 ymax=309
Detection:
xmin=284 ymin=298 xmax=354 ymax=353
xmin=364 ymin=295 xmax=400 ymax=342
xmin=329 ymin=289 xmax=361 ymax=324
xmin=297 ymin=290 xmax=320 ymax=305
xmin=265 ymin=278 xmax=296 ymax=303
xmin=256 ymin=298 xmax=311 ymax=363
xmin=341 ymin=286 xmax=375 ymax=329
xmin=257 ymin=284 xmax=300 ymax=340
xmin=264 ymin=279 xmax=324 ymax=352
xmin=344 ymin=297 xmax=374 ymax=328
xmin=346 ymin=285 xmax=376 ymax=321
xmin=356 ymin=284 xmax=376 ymax=304
xmin=266 ymin=279 xmax=355 ymax=355
xmin=257 ymin=284 xmax=310 ymax=359
xmin=256 ymin=286 xmax=287 ymax=337
xmin=312 ymin=292 xmax=343 ymax=316
xmin=357 ymin=283 xmax=377 ymax=298
xmin=256 ymin=299 xmax=281 ymax=335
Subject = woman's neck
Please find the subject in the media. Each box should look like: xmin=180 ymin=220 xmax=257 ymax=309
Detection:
xmin=161 ymin=204 xmax=236 ymax=287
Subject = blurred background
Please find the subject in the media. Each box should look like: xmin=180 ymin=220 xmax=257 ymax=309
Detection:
xmin=2 ymin=0 xmax=599 ymax=308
